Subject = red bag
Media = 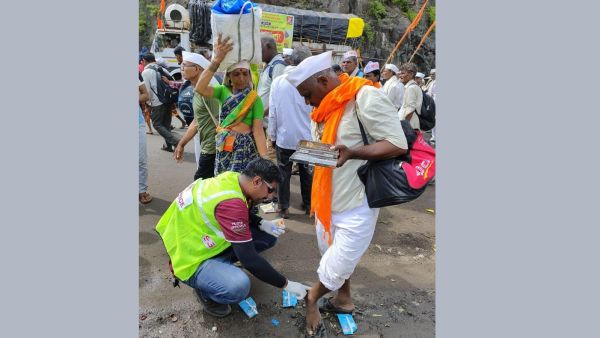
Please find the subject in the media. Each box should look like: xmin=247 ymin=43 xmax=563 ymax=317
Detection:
xmin=402 ymin=131 xmax=436 ymax=189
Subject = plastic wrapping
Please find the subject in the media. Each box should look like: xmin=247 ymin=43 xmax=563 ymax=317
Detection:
xmin=259 ymin=4 xmax=364 ymax=44
xmin=189 ymin=0 xmax=213 ymax=44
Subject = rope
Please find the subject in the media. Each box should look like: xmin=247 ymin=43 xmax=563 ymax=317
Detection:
xmin=408 ymin=20 xmax=435 ymax=63
xmin=316 ymin=12 xmax=321 ymax=42
xmin=384 ymin=0 xmax=429 ymax=65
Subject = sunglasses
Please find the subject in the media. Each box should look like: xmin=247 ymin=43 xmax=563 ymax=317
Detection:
xmin=262 ymin=179 xmax=275 ymax=194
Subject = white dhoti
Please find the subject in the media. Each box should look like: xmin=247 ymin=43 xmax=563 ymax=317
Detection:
xmin=193 ymin=134 xmax=201 ymax=165
xmin=315 ymin=198 xmax=380 ymax=291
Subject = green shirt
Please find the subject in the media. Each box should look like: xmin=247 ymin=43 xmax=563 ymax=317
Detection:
xmin=212 ymin=84 xmax=264 ymax=126
xmin=193 ymin=93 xmax=221 ymax=154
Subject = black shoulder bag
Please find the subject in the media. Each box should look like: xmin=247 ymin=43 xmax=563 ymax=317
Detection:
xmin=356 ymin=115 xmax=428 ymax=208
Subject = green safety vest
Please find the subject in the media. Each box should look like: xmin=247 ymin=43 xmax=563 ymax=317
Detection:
xmin=155 ymin=171 xmax=247 ymax=281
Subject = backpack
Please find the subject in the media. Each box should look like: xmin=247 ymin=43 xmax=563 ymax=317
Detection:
xmin=414 ymin=84 xmax=436 ymax=131
xmin=177 ymin=81 xmax=195 ymax=125
xmin=148 ymin=64 xmax=179 ymax=105
xmin=268 ymin=59 xmax=287 ymax=79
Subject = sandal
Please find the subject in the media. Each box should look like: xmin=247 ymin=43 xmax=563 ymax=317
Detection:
xmin=139 ymin=192 xmax=153 ymax=204
xmin=306 ymin=321 xmax=328 ymax=338
xmin=318 ymin=297 xmax=354 ymax=314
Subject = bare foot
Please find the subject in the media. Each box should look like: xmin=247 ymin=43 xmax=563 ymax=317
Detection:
xmin=306 ymin=296 xmax=322 ymax=335
xmin=330 ymin=295 xmax=355 ymax=312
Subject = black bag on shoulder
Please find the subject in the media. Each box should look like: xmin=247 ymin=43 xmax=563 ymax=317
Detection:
xmin=356 ymin=116 xmax=434 ymax=208
xmin=417 ymin=87 xmax=436 ymax=131
xmin=148 ymin=65 xmax=179 ymax=105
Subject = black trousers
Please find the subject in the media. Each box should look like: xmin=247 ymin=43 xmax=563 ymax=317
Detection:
xmin=194 ymin=152 xmax=216 ymax=181
xmin=150 ymin=103 xmax=179 ymax=147
xmin=275 ymin=146 xmax=312 ymax=210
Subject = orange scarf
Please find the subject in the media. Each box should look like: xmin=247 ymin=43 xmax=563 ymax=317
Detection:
xmin=372 ymin=81 xmax=382 ymax=88
xmin=310 ymin=73 xmax=373 ymax=246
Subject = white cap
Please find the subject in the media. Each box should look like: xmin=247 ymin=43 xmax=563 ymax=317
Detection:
xmin=383 ymin=64 xmax=399 ymax=73
xmin=283 ymin=48 xmax=293 ymax=56
xmin=156 ymin=57 xmax=169 ymax=68
xmin=342 ymin=50 xmax=358 ymax=61
xmin=182 ymin=51 xmax=210 ymax=69
xmin=286 ymin=51 xmax=333 ymax=87
xmin=430 ymin=68 xmax=436 ymax=74
xmin=416 ymin=72 xmax=425 ymax=78
xmin=364 ymin=61 xmax=380 ymax=74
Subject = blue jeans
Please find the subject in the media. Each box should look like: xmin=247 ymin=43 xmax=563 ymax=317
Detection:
xmin=183 ymin=226 xmax=277 ymax=304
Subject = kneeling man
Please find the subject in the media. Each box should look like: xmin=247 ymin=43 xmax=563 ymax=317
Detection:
xmin=156 ymin=158 xmax=310 ymax=317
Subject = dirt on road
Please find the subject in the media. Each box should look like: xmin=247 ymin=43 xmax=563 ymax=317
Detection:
xmin=139 ymin=129 xmax=435 ymax=338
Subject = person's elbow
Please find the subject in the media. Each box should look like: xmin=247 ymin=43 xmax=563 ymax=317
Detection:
xmin=391 ymin=145 xmax=408 ymax=157
xmin=194 ymin=86 xmax=209 ymax=97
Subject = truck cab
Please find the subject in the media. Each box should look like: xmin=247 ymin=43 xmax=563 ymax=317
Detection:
xmin=150 ymin=4 xmax=191 ymax=80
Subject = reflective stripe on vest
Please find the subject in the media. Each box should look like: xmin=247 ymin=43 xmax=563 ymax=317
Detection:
xmin=155 ymin=172 xmax=247 ymax=281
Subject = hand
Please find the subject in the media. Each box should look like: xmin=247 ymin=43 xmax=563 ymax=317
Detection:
xmin=161 ymin=76 xmax=170 ymax=84
xmin=213 ymin=33 xmax=233 ymax=63
xmin=259 ymin=218 xmax=286 ymax=237
xmin=284 ymin=280 xmax=312 ymax=299
xmin=332 ymin=144 xmax=353 ymax=167
xmin=173 ymin=143 xmax=184 ymax=163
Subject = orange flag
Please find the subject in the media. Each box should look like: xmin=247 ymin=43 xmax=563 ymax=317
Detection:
xmin=407 ymin=0 xmax=428 ymax=31
xmin=384 ymin=0 xmax=430 ymax=65
xmin=157 ymin=0 xmax=166 ymax=29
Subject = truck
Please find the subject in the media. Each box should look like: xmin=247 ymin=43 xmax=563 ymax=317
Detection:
xmin=149 ymin=1 xmax=365 ymax=80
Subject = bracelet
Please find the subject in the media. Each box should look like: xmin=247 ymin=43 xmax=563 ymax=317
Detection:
xmin=208 ymin=61 xmax=220 ymax=73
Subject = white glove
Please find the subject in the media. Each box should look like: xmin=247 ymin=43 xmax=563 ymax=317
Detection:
xmin=259 ymin=218 xmax=286 ymax=237
xmin=284 ymin=280 xmax=312 ymax=299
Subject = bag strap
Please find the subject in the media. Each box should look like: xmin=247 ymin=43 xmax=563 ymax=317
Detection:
xmin=237 ymin=1 xmax=256 ymax=63
xmin=201 ymin=96 xmax=219 ymax=127
xmin=268 ymin=59 xmax=287 ymax=79
xmin=355 ymin=106 xmax=370 ymax=146
xmin=147 ymin=65 xmax=161 ymax=98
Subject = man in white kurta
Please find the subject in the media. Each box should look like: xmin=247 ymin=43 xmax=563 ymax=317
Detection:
xmin=287 ymin=51 xmax=408 ymax=337
xmin=398 ymin=62 xmax=423 ymax=130
xmin=381 ymin=64 xmax=405 ymax=109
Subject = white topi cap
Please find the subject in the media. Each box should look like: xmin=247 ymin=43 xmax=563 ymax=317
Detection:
xmin=342 ymin=50 xmax=358 ymax=61
xmin=364 ymin=61 xmax=380 ymax=74
xmin=286 ymin=51 xmax=333 ymax=87
xmin=383 ymin=64 xmax=400 ymax=73
xmin=283 ymin=48 xmax=293 ymax=56
xmin=430 ymin=68 xmax=436 ymax=74
xmin=416 ymin=72 xmax=425 ymax=78
xmin=182 ymin=51 xmax=210 ymax=69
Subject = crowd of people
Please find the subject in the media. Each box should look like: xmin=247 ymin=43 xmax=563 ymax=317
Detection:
xmin=139 ymin=32 xmax=436 ymax=337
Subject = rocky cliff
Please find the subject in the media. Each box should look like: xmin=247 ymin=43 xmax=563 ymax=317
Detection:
xmin=139 ymin=0 xmax=436 ymax=72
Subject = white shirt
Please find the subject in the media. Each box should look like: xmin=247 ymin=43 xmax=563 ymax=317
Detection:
xmin=314 ymin=86 xmax=408 ymax=212
xmin=398 ymin=79 xmax=423 ymax=130
xmin=257 ymin=54 xmax=286 ymax=112
xmin=268 ymin=66 xmax=313 ymax=150
xmin=426 ymin=79 xmax=437 ymax=101
xmin=382 ymin=75 xmax=405 ymax=109
xmin=141 ymin=64 xmax=162 ymax=107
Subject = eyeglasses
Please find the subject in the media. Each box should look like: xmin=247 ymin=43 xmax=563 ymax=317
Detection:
xmin=262 ymin=179 xmax=275 ymax=194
